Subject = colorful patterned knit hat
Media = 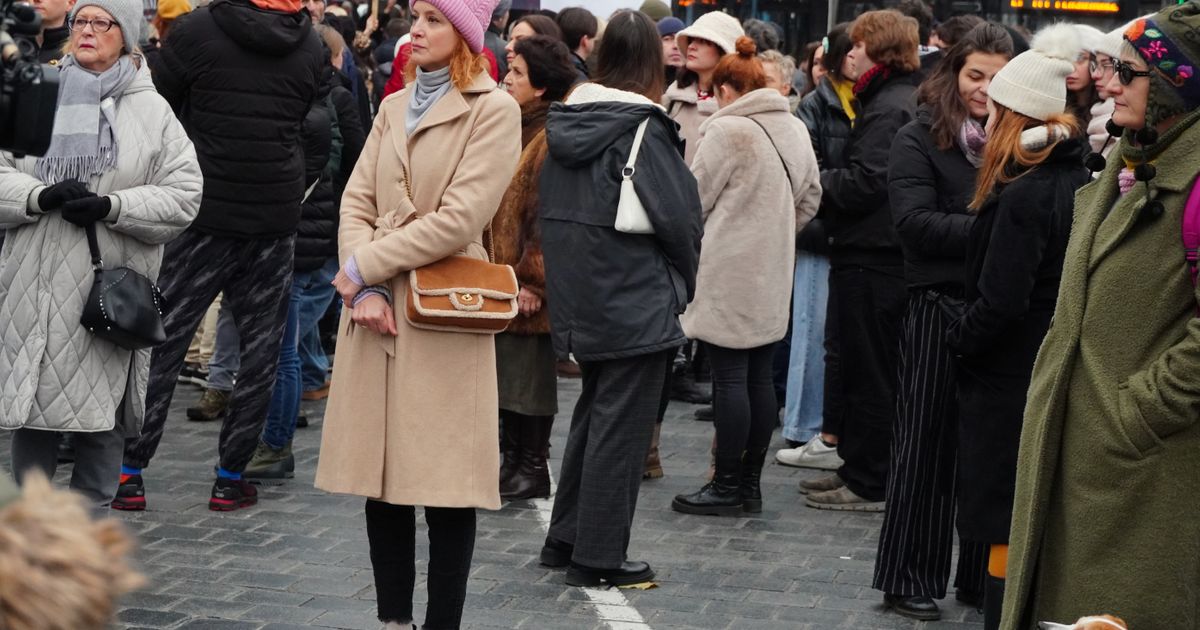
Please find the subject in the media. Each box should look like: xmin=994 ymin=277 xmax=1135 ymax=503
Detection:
xmin=1125 ymin=1 xmax=1200 ymax=125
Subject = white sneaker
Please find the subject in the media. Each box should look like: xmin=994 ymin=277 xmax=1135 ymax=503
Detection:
xmin=775 ymin=436 xmax=843 ymax=470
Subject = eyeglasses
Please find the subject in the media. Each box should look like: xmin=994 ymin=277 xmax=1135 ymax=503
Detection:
xmin=1089 ymin=58 xmax=1114 ymax=76
xmin=1113 ymin=59 xmax=1154 ymax=86
xmin=69 ymin=17 xmax=118 ymax=33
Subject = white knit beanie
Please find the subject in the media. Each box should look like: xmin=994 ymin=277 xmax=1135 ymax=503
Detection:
xmin=675 ymin=12 xmax=744 ymax=55
xmin=987 ymin=23 xmax=1078 ymax=121
xmin=1093 ymin=20 xmax=1136 ymax=58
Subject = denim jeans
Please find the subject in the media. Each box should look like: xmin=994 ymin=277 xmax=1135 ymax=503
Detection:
xmin=262 ymin=258 xmax=339 ymax=449
xmin=782 ymin=251 xmax=831 ymax=444
xmin=207 ymin=304 xmax=240 ymax=391
xmin=299 ymin=258 xmax=338 ymax=391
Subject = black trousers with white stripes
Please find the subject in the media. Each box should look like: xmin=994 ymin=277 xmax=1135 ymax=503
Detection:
xmin=872 ymin=290 xmax=988 ymax=599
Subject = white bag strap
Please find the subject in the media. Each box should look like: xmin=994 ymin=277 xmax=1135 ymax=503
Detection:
xmin=623 ymin=117 xmax=651 ymax=180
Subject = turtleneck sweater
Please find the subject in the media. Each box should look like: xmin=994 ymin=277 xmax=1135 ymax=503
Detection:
xmin=406 ymin=65 xmax=452 ymax=136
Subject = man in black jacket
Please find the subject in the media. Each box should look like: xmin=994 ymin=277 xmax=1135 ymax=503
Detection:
xmin=555 ymin=7 xmax=596 ymax=82
xmin=116 ymin=0 xmax=324 ymax=513
xmin=802 ymin=10 xmax=919 ymax=514
xmin=26 ymin=0 xmax=73 ymax=63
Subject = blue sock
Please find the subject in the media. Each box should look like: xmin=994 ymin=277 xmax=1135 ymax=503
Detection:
xmin=121 ymin=465 xmax=141 ymax=476
xmin=217 ymin=467 xmax=241 ymax=481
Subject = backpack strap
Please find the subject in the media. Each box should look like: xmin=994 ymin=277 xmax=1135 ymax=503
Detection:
xmin=1181 ymin=175 xmax=1200 ymax=296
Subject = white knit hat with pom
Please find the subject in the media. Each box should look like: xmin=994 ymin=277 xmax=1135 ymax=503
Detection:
xmin=987 ymin=23 xmax=1079 ymax=121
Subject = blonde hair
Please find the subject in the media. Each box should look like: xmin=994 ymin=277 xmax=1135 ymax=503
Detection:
xmin=404 ymin=37 xmax=489 ymax=91
xmin=0 ymin=473 xmax=144 ymax=629
xmin=314 ymin=23 xmax=345 ymax=59
xmin=758 ymin=49 xmax=797 ymax=86
xmin=970 ymin=103 xmax=1079 ymax=211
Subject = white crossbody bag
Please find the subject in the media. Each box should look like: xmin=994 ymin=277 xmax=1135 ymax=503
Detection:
xmin=614 ymin=117 xmax=655 ymax=234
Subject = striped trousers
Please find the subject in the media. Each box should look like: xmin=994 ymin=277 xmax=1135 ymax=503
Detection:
xmin=872 ymin=290 xmax=987 ymax=598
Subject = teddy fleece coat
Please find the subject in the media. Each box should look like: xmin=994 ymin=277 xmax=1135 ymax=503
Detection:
xmin=314 ymin=71 xmax=520 ymax=509
xmin=682 ymin=88 xmax=821 ymax=349
xmin=0 ymin=63 xmax=202 ymax=436
xmin=1001 ymin=120 xmax=1200 ymax=629
xmin=663 ymin=80 xmax=718 ymax=166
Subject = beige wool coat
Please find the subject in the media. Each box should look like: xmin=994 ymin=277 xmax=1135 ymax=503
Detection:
xmin=314 ymin=71 xmax=521 ymax=509
xmin=664 ymin=80 xmax=719 ymax=166
xmin=681 ymin=89 xmax=822 ymax=349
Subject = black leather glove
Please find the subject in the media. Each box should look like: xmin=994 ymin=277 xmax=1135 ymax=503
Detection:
xmin=61 ymin=196 xmax=112 ymax=227
xmin=37 ymin=179 xmax=94 ymax=212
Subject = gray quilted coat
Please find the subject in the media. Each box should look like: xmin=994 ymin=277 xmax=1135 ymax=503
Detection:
xmin=0 ymin=62 xmax=202 ymax=435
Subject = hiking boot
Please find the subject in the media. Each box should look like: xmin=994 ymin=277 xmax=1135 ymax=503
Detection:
xmin=209 ymin=478 xmax=258 ymax=511
xmin=805 ymin=485 xmax=884 ymax=512
xmin=798 ymin=472 xmax=845 ymax=495
xmin=243 ymin=441 xmax=295 ymax=482
xmin=642 ymin=423 xmax=664 ymax=480
xmin=111 ymin=473 xmax=146 ymax=511
xmin=187 ymin=388 xmax=230 ymax=422
xmin=775 ymin=435 xmax=843 ymax=470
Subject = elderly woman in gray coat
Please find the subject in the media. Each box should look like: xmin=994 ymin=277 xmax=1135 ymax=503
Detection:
xmin=0 ymin=0 xmax=202 ymax=507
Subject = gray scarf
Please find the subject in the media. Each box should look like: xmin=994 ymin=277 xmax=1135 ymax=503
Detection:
xmin=405 ymin=65 xmax=452 ymax=136
xmin=37 ymin=55 xmax=139 ymax=185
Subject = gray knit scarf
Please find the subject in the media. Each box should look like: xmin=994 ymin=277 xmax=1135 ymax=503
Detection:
xmin=37 ymin=55 xmax=138 ymax=185
xmin=406 ymin=65 xmax=452 ymax=136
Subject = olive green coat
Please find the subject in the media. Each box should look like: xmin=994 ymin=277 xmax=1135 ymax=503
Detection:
xmin=1002 ymin=119 xmax=1200 ymax=629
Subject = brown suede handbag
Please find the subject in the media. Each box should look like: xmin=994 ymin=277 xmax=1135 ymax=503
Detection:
xmin=398 ymin=163 xmax=519 ymax=334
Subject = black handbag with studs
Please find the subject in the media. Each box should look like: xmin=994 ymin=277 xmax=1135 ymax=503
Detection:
xmin=80 ymin=222 xmax=167 ymax=350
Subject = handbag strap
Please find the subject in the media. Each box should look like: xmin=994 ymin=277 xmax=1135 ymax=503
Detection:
xmin=400 ymin=161 xmax=497 ymax=264
xmin=747 ymin=116 xmax=794 ymax=189
xmin=622 ymin=117 xmax=651 ymax=180
xmin=85 ymin=222 xmax=103 ymax=271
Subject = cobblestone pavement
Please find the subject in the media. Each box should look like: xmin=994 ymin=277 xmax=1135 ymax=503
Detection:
xmin=1 ymin=376 xmax=985 ymax=630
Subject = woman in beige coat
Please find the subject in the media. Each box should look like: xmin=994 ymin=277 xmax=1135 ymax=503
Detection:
xmin=671 ymin=37 xmax=820 ymax=517
xmin=315 ymin=1 xmax=520 ymax=628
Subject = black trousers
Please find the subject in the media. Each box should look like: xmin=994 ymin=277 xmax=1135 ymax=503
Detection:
xmin=548 ymin=350 xmax=674 ymax=568
xmin=124 ymin=230 xmax=294 ymax=472
xmin=830 ymin=265 xmax=906 ymax=501
xmin=707 ymin=343 xmax=777 ymax=460
xmin=873 ymin=291 xmax=988 ymax=598
xmin=365 ymin=500 xmax=476 ymax=630
xmin=821 ymin=267 xmax=846 ymax=437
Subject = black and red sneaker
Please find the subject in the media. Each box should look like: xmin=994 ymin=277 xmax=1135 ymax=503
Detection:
xmin=209 ymin=478 xmax=258 ymax=511
xmin=111 ymin=474 xmax=146 ymax=511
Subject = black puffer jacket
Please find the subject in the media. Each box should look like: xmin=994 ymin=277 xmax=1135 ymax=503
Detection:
xmin=796 ymin=77 xmax=852 ymax=256
xmin=295 ymin=71 xmax=365 ymax=271
xmin=889 ymin=106 xmax=978 ymax=289
xmin=152 ymin=0 xmax=324 ymax=239
xmin=820 ymin=69 xmax=919 ymax=267
xmin=539 ymin=88 xmax=702 ymax=362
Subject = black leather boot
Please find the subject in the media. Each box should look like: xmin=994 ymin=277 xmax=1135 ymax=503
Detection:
xmin=740 ymin=448 xmax=767 ymax=513
xmin=671 ymin=455 xmax=742 ymax=516
xmin=497 ymin=411 xmax=521 ymax=494
xmin=501 ymin=416 xmax=553 ymax=500
xmin=983 ymin=575 xmax=1004 ymax=630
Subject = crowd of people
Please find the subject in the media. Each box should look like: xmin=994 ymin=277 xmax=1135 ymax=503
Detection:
xmin=1 ymin=0 xmax=1199 ymax=628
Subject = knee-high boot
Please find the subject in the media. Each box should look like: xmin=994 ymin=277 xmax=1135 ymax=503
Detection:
xmin=500 ymin=416 xmax=553 ymax=500
xmin=498 ymin=411 xmax=521 ymax=492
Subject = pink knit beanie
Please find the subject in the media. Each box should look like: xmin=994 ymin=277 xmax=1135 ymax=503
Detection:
xmin=421 ymin=0 xmax=497 ymax=54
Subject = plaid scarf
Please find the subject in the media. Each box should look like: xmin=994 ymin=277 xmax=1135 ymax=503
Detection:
xmin=36 ymin=55 xmax=138 ymax=185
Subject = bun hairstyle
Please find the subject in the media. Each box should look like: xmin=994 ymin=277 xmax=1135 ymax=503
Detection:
xmin=712 ymin=36 xmax=769 ymax=95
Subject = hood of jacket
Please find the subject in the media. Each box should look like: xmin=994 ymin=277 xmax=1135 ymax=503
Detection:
xmin=699 ymin=87 xmax=790 ymax=134
xmin=547 ymin=83 xmax=674 ymax=168
xmin=210 ymin=0 xmax=314 ymax=57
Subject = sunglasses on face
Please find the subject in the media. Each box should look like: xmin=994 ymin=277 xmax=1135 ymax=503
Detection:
xmin=1112 ymin=59 xmax=1154 ymax=86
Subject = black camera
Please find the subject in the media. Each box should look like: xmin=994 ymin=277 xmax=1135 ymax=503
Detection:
xmin=0 ymin=0 xmax=57 ymax=156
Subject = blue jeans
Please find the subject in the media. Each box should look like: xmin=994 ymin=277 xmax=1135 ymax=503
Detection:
xmin=782 ymin=251 xmax=830 ymax=444
xmin=262 ymin=258 xmax=339 ymax=449
xmin=299 ymin=258 xmax=338 ymax=391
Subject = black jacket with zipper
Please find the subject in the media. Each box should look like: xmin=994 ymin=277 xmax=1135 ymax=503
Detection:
xmin=539 ymin=95 xmax=702 ymax=362
xmin=151 ymin=0 xmax=324 ymax=240
xmin=796 ymin=77 xmax=853 ymax=256
xmin=889 ymin=106 xmax=979 ymax=289
xmin=820 ymin=69 xmax=919 ymax=268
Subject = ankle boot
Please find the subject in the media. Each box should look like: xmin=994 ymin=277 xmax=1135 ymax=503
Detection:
xmin=740 ymin=448 xmax=767 ymax=513
xmin=983 ymin=575 xmax=1004 ymax=630
xmin=671 ymin=455 xmax=743 ymax=516
xmin=642 ymin=423 xmax=664 ymax=479
xmin=498 ymin=411 xmax=521 ymax=492
xmin=501 ymin=416 xmax=553 ymax=500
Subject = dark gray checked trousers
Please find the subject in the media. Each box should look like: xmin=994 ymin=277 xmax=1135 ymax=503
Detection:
xmin=548 ymin=349 xmax=674 ymax=569
xmin=124 ymin=229 xmax=294 ymax=473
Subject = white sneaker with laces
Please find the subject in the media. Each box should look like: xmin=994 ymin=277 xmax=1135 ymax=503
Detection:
xmin=775 ymin=436 xmax=843 ymax=470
